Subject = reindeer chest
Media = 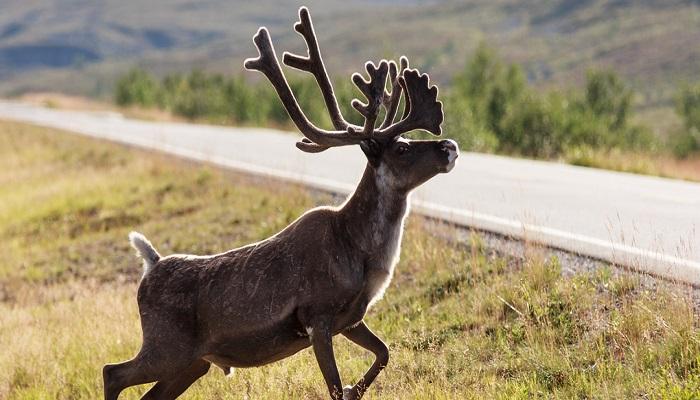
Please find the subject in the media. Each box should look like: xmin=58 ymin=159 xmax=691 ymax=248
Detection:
xmin=362 ymin=212 xmax=406 ymax=305
xmin=328 ymin=227 xmax=404 ymax=332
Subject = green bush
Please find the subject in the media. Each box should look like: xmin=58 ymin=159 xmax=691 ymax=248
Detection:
xmin=170 ymin=71 xmax=229 ymax=120
xmin=447 ymin=43 xmax=526 ymax=150
xmin=113 ymin=66 xmax=368 ymax=129
xmin=500 ymin=94 xmax=566 ymax=158
xmin=443 ymin=92 xmax=499 ymax=152
xmin=445 ymin=44 xmax=654 ymax=158
xmin=671 ymin=84 xmax=700 ymax=157
xmin=584 ymin=69 xmax=631 ymax=131
xmin=670 ymin=127 xmax=700 ymax=158
xmin=676 ymin=84 xmax=700 ymax=130
xmin=114 ymin=68 xmax=160 ymax=107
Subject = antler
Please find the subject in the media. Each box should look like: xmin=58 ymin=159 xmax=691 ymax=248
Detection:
xmin=282 ymin=7 xmax=353 ymax=132
xmin=244 ymin=7 xmax=443 ymax=154
xmin=380 ymin=56 xmax=409 ymax=129
xmin=244 ymin=27 xmax=366 ymax=149
xmin=350 ymin=60 xmax=389 ymax=135
xmin=375 ymin=69 xmax=443 ymax=138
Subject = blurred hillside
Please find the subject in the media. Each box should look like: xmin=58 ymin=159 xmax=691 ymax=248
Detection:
xmin=0 ymin=0 xmax=698 ymax=110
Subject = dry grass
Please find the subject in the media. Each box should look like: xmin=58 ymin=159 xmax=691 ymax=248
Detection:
xmin=1 ymin=120 xmax=699 ymax=399
xmin=19 ymin=92 xmax=185 ymax=123
xmin=565 ymin=147 xmax=700 ymax=182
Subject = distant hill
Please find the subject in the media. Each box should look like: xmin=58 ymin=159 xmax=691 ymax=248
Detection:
xmin=0 ymin=0 xmax=698 ymax=109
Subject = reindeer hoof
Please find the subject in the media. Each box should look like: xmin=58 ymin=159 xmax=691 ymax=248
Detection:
xmin=343 ymin=385 xmax=359 ymax=400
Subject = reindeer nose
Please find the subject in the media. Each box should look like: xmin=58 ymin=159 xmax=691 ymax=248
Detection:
xmin=440 ymin=139 xmax=458 ymax=153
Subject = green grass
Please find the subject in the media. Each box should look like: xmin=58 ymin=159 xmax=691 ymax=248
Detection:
xmin=1 ymin=120 xmax=699 ymax=399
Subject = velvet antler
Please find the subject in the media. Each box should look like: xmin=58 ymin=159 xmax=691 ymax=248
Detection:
xmin=244 ymin=7 xmax=443 ymax=153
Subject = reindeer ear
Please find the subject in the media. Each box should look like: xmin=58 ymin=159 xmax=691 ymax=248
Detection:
xmin=360 ymin=139 xmax=382 ymax=167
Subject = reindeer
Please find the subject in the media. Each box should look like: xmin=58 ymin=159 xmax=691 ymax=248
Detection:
xmin=103 ymin=7 xmax=458 ymax=400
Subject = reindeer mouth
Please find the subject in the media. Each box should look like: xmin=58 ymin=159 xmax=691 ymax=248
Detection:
xmin=444 ymin=152 xmax=458 ymax=172
xmin=440 ymin=140 xmax=459 ymax=173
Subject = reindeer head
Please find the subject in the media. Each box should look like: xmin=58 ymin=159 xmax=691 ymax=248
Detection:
xmin=244 ymin=7 xmax=458 ymax=193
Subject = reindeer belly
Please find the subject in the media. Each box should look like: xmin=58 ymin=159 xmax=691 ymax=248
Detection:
xmin=203 ymin=338 xmax=311 ymax=368
xmin=201 ymin=304 xmax=366 ymax=368
xmin=201 ymin=315 xmax=312 ymax=368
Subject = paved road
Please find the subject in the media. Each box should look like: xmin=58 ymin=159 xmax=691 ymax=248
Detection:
xmin=1 ymin=100 xmax=699 ymax=285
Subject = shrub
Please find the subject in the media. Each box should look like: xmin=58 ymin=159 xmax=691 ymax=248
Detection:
xmin=669 ymin=127 xmax=700 ymax=158
xmin=445 ymin=46 xmax=654 ymax=158
xmin=168 ymin=71 xmax=230 ymax=120
xmin=676 ymin=84 xmax=700 ymax=131
xmin=584 ymin=69 xmax=631 ymax=131
xmin=671 ymin=84 xmax=700 ymax=157
xmin=499 ymin=94 xmax=566 ymax=158
xmin=443 ymin=92 xmax=499 ymax=152
xmin=114 ymin=68 xmax=160 ymax=107
xmin=451 ymin=43 xmax=526 ymax=136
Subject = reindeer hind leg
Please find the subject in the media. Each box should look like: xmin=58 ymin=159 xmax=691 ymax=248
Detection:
xmin=139 ymin=359 xmax=211 ymax=400
xmin=103 ymin=318 xmax=199 ymax=400
xmin=103 ymin=343 xmax=198 ymax=400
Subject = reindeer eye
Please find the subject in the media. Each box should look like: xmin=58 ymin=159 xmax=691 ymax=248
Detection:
xmin=396 ymin=145 xmax=410 ymax=155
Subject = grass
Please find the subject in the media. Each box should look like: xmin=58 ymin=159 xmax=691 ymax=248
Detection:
xmin=18 ymin=92 xmax=186 ymax=124
xmin=1 ymin=120 xmax=699 ymax=399
xmin=564 ymin=147 xmax=700 ymax=182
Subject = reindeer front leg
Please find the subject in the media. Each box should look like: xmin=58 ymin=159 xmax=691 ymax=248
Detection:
xmin=309 ymin=318 xmax=344 ymax=400
xmin=341 ymin=321 xmax=390 ymax=400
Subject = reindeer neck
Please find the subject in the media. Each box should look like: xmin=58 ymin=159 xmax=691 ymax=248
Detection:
xmin=338 ymin=163 xmax=409 ymax=250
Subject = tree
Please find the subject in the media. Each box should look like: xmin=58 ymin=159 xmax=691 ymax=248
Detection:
xmin=448 ymin=43 xmax=526 ymax=152
xmin=584 ymin=69 xmax=631 ymax=130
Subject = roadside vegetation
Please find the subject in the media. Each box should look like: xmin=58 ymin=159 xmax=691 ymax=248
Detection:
xmin=113 ymin=45 xmax=700 ymax=181
xmin=1 ymin=120 xmax=699 ymax=399
xmin=672 ymin=84 xmax=700 ymax=158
